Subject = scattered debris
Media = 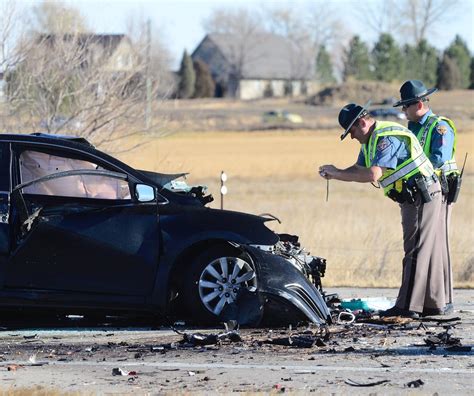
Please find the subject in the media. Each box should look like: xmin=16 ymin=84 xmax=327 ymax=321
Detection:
xmin=406 ymin=379 xmax=424 ymax=388
xmin=344 ymin=378 xmax=390 ymax=387
xmin=263 ymin=335 xmax=317 ymax=348
xmin=181 ymin=330 xmax=242 ymax=346
xmin=112 ymin=367 xmax=137 ymax=376
xmin=337 ymin=311 xmax=355 ymax=324
xmin=424 ymin=328 xmax=462 ymax=347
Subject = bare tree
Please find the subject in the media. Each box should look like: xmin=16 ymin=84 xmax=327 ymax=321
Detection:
xmin=126 ymin=13 xmax=175 ymax=99
xmin=402 ymin=0 xmax=460 ymax=44
xmin=2 ymin=3 xmax=173 ymax=153
xmin=357 ymin=0 xmax=460 ymax=45
xmin=355 ymin=0 xmax=401 ymax=38
xmin=8 ymin=34 xmax=148 ymax=149
xmin=202 ymin=7 xmax=265 ymax=96
xmin=265 ymin=7 xmax=312 ymax=83
xmin=265 ymin=3 xmax=342 ymax=82
xmin=31 ymin=0 xmax=88 ymax=34
xmin=0 ymin=0 xmax=32 ymax=75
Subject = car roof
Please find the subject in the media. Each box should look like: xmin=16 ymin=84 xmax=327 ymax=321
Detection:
xmin=0 ymin=133 xmax=145 ymax=180
xmin=0 ymin=133 xmax=93 ymax=147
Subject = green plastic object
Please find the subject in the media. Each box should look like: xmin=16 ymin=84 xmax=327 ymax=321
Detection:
xmin=340 ymin=297 xmax=393 ymax=312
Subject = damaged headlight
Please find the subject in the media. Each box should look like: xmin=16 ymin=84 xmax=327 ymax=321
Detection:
xmin=249 ymin=238 xmax=327 ymax=294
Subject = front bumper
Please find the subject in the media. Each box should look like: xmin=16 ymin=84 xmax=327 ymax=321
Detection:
xmin=245 ymin=245 xmax=331 ymax=326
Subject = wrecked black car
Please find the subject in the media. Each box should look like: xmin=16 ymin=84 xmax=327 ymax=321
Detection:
xmin=0 ymin=133 xmax=331 ymax=326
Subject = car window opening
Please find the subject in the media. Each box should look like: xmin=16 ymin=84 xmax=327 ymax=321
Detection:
xmin=19 ymin=150 xmax=131 ymax=200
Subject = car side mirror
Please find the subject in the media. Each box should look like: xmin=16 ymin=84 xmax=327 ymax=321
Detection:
xmin=135 ymin=184 xmax=156 ymax=202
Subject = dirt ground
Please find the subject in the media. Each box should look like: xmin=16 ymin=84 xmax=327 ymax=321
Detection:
xmin=0 ymin=288 xmax=472 ymax=395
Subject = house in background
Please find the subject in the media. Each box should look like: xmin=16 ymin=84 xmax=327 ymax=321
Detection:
xmin=37 ymin=33 xmax=137 ymax=73
xmin=192 ymin=33 xmax=318 ymax=100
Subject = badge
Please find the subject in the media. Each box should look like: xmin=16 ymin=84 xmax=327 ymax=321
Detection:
xmin=376 ymin=138 xmax=391 ymax=152
xmin=436 ymin=124 xmax=448 ymax=135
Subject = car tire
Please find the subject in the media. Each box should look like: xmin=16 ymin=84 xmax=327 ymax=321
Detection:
xmin=182 ymin=245 xmax=259 ymax=324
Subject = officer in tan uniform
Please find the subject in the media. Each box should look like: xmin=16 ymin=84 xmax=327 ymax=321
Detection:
xmin=394 ymin=80 xmax=460 ymax=315
xmin=319 ymin=101 xmax=443 ymax=318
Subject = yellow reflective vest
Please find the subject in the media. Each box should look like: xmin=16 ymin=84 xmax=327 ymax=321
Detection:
xmin=415 ymin=114 xmax=459 ymax=176
xmin=362 ymin=121 xmax=435 ymax=196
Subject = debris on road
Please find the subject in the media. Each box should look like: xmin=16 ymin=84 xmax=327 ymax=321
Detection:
xmin=405 ymin=379 xmax=425 ymax=388
xmin=112 ymin=367 xmax=137 ymax=376
xmin=344 ymin=378 xmax=390 ymax=387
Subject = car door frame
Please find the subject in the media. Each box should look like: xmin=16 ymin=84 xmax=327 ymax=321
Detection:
xmin=3 ymin=141 xmax=162 ymax=308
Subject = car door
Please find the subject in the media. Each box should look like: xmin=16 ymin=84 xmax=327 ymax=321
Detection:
xmin=0 ymin=142 xmax=12 ymax=289
xmin=4 ymin=144 xmax=160 ymax=299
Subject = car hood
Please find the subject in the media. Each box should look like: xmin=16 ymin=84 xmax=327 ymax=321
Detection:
xmin=160 ymin=207 xmax=280 ymax=246
xmin=138 ymin=169 xmax=188 ymax=187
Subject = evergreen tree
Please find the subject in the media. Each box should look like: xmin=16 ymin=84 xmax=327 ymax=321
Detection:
xmin=178 ymin=50 xmax=195 ymax=99
xmin=315 ymin=45 xmax=336 ymax=84
xmin=470 ymin=57 xmax=474 ymax=89
xmin=402 ymin=40 xmax=438 ymax=86
xmin=437 ymin=54 xmax=461 ymax=90
xmin=444 ymin=35 xmax=471 ymax=88
xmin=343 ymin=36 xmax=371 ymax=81
xmin=263 ymin=82 xmax=274 ymax=98
xmin=283 ymin=80 xmax=293 ymax=96
xmin=193 ymin=59 xmax=215 ymax=98
xmin=372 ymin=33 xmax=402 ymax=82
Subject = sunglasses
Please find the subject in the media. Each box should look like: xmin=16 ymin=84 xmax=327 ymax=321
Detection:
xmin=402 ymin=101 xmax=419 ymax=110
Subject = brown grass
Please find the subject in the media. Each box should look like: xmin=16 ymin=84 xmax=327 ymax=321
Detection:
xmin=117 ymin=125 xmax=473 ymax=288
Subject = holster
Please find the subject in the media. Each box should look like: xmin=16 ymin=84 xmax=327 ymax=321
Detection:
xmin=447 ymin=174 xmax=462 ymax=204
xmin=439 ymin=171 xmax=449 ymax=195
xmin=387 ymin=180 xmax=415 ymax=204
xmin=414 ymin=176 xmax=433 ymax=203
xmin=387 ymin=188 xmax=405 ymax=204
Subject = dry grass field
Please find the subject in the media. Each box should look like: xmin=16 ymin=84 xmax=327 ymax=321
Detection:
xmin=117 ymin=90 xmax=474 ymax=288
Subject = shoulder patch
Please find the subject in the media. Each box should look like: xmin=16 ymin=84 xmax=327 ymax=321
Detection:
xmin=376 ymin=138 xmax=391 ymax=152
xmin=436 ymin=124 xmax=448 ymax=135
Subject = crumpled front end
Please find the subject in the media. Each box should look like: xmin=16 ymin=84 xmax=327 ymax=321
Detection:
xmin=243 ymin=237 xmax=331 ymax=326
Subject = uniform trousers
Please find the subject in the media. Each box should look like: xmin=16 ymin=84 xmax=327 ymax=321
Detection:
xmin=395 ymin=180 xmax=444 ymax=313
xmin=438 ymin=196 xmax=453 ymax=305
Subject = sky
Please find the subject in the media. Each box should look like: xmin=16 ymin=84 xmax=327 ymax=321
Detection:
xmin=13 ymin=0 xmax=474 ymax=69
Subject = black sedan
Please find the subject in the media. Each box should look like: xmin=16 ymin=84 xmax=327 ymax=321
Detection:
xmin=0 ymin=133 xmax=331 ymax=326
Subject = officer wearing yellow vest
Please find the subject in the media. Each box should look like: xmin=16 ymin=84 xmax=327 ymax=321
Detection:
xmin=394 ymin=80 xmax=459 ymax=315
xmin=319 ymin=101 xmax=443 ymax=318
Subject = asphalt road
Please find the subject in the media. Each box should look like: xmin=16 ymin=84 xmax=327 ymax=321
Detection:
xmin=0 ymin=287 xmax=472 ymax=394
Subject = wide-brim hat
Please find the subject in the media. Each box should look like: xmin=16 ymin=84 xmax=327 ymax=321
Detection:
xmin=339 ymin=100 xmax=371 ymax=141
xmin=393 ymin=80 xmax=438 ymax=107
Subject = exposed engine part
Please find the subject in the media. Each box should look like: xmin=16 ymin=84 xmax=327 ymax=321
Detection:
xmin=275 ymin=234 xmax=326 ymax=294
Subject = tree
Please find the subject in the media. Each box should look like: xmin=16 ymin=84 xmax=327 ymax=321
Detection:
xmin=125 ymin=14 xmax=175 ymax=99
xmin=315 ymin=45 xmax=336 ymax=84
xmin=437 ymin=53 xmax=461 ymax=90
xmin=343 ymin=36 xmax=371 ymax=81
xmin=2 ymin=3 xmax=172 ymax=151
xmin=264 ymin=4 xmax=342 ymax=85
xmin=31 ymin=1 xmax=88 ymax=34
xmin=6 ymin=32 xmax=165 ymax=151
xmin=193 ymin=59 xmax=215 ymax=98
xmin=203 ymin=8 xmax=264 ymax=97
xmin=0 ymin=0 xmax=26 ymax=76
xmin=444 ymin=35 xmax=471 ymax=89
xmin=401 ymin=0 xmax=460 ymax=44
xmin=372 ymin=33 xmax=402 ymax=82
xmin=263 ymin=81 xmax=274 ymax=98
xmin=177 ymin=50 xmax=195 ymax=99
xmin=470 ymin=57 xmax=474 ymax=89
xmin=402 ymin=39 xmax=438 ymax=86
